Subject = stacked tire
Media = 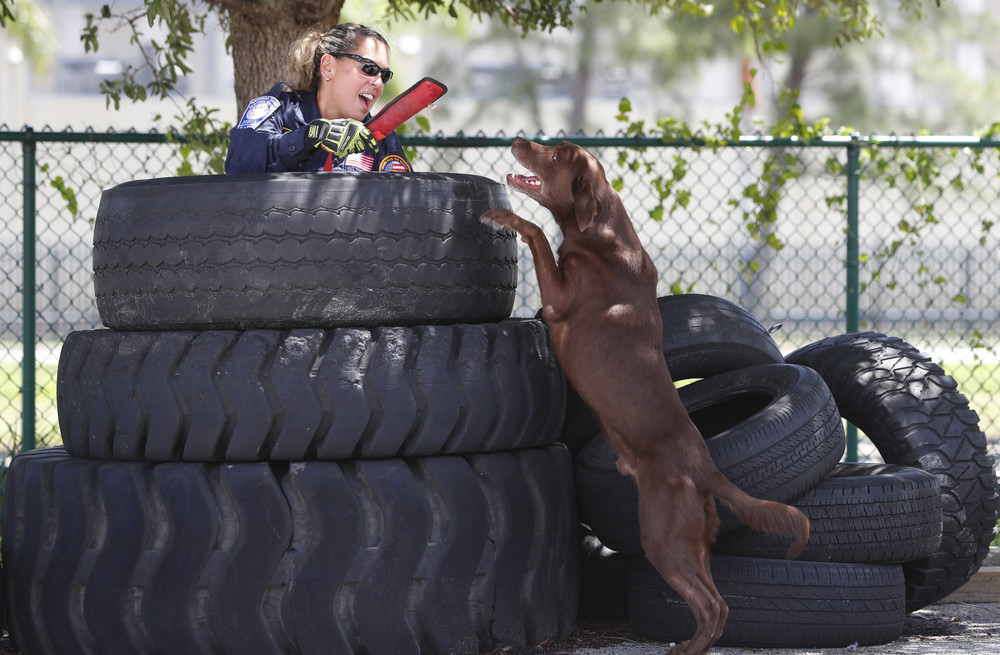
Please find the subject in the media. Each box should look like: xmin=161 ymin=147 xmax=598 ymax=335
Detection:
xmin=572 ymin=295 xmax=999 ymax=649
xmin=1 ymin=173 xmax=580 ymax=655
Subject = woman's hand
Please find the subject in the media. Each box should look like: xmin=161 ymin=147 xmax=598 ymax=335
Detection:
xmin=305 ymin=118 xmax=377 ymax=158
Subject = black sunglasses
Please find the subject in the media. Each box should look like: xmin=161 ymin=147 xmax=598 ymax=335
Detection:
xmin=332 ymin=53 xmax=393 ymax=84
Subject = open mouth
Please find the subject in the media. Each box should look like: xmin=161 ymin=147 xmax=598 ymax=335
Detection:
xmin=507 ymin=173 xmax=542 ymax=194
xmin=360 ymin=93 xmax=375 ymax=112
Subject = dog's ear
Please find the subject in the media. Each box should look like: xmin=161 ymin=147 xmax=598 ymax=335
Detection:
xmin=572 ymin=175 xmax=597 ymax=232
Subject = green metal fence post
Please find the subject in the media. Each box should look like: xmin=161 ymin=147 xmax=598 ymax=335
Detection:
xmin=844 ymin=136 xmax=861 ymax=462
xmin=21 ymin=128 xmax=37 ymax=452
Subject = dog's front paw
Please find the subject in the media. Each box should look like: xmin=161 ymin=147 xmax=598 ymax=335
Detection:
xmin=480 ymin=208 xmax=518 ymax=231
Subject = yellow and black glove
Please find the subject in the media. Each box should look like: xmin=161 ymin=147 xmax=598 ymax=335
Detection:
xmin=304 ymin=118 xmax=377 ymax=158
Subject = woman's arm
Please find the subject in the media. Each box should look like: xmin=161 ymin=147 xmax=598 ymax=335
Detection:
xmin=225 ymin=90 xmax=316 ymax=174
xmin=226 ymin=123 xmax=315 ymax=174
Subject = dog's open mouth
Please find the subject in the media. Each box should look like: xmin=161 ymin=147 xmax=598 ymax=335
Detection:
xmin=507 ymin=173 xmax=542 ymax=193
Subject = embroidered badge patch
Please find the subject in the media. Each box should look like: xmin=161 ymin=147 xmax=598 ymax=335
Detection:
xmin=379 ymin=155 xmax=412 ymax=172
xmin=236 ymin=96 xmax=281 ymax=130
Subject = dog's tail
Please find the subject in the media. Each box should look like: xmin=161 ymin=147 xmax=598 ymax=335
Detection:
xmin=709 ymin=472 xmax=810 ymax=559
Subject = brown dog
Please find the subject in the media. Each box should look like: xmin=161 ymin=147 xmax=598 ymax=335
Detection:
xmin=481 ymin=138 xmax=809 ymax=655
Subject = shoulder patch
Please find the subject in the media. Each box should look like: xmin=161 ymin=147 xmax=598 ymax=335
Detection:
xmin=236 ymin=96 xmax=281 ymax=130
xmin=379 ymin=154 xmax=412 ymax=172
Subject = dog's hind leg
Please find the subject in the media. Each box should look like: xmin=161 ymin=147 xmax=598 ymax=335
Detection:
xmin=637 ymin=478 xmax=728 ymax=655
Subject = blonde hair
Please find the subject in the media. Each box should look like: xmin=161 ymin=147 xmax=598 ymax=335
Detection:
xmin=284 ymin=23 xmax=390 ymax=92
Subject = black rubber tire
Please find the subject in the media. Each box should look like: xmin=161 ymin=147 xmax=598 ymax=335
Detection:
xmin=2 ymin=446 xmax=579 ymax=655
xmin=93 ymin=172 xmax=518 ymax=330
xmin=559 ymin=294 xmax=784 ymax=452
xmin=578 ymin=531 xmax=631 ymax=624
xmin=655 ymin=293 xmax=785 ymax=381
xmin=628 ymin=556 xmax=906 ymax=648
xmin=786 ymin=332 xmax=1000 ymax=611
xmin=0 ymin=559 xmax=5 ymax=637
xmin=56 ymin=320 xmax=566 ymax=461
xmin=574 ymin=363 xmax=846 ymax=554
xmin=714 ymin=463 xmax=943 ymax=564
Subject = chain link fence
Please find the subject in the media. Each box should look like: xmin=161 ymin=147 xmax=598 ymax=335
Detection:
xmin=2 ymin=128 xmax=999 ymax=464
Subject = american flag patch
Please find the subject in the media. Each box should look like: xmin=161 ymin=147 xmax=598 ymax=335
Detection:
xmin=344 ymin=153 xmax=375 ymax=171
xmin=379 ymin=154 xmax=412 ymax=172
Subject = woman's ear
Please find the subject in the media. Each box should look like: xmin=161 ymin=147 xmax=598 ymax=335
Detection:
xmin=319 ymin=53 xmax=335 ymax=81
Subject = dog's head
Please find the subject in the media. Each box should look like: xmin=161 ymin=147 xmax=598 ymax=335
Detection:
xmin=505 ymin=137 xmax=605 ymax=232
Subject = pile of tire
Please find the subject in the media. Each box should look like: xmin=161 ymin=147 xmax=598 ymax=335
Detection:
xmin=1 ymin=173 xmax=580 ymax=655
xmin=570 ymin=294 xmax=999 ymax=649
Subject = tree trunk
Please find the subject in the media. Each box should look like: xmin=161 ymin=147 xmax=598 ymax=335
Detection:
xmin=214 ymin=0 xmax=345 ymax=119
xmin=569 ymin=11 xmax=595 ymax=133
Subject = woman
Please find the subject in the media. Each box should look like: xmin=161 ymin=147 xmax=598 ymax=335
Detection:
xmin=225 ymin=23 xmax=412 ymax=174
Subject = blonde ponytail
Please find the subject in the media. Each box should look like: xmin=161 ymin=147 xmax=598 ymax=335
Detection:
xmin=284 ymin=28 xmax=323 ymax=91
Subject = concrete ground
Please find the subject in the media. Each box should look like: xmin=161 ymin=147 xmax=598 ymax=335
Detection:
xmin=6 ymin=602 xmax=995 ymax=655
xmin=547 ymin=601 xmax=1000 ymax=655
xmin=511 ymin=550 xmax=1000 ymax=655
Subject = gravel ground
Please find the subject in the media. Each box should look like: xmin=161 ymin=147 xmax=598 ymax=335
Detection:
xmin=500 ymin=601 xmax=1000 ymax=655
xmin=1 ymin=602 xmax=996 ymax=654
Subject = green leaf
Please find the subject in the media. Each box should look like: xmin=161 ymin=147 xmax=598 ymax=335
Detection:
xmin=674 ymin=190 xmax=691 ymax=210
xmin=49 ymin=175 xmax=80 ymax=218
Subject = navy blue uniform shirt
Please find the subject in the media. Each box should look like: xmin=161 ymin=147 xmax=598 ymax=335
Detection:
xmin=225 ymin=82 xmax=412 ymax=174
